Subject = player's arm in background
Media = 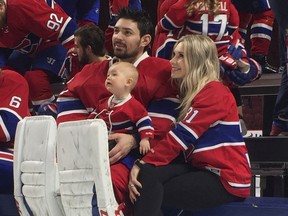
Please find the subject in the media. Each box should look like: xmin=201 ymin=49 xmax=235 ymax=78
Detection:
xmin=0 ymin=70 xmax=30 ymax=146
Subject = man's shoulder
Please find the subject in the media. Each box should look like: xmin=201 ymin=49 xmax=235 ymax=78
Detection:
xmin=138 ymin=56 xmax=171 ymax=70
xmin=76 ymin=60 xmax=110 ymax=78
xmin=67 ymin=60 xmax=109 ymax=89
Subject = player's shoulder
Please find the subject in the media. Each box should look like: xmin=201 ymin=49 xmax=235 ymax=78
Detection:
xmin=1 ymin=69 xmax=27 ymax=85
xmin=138 ymin=56 xmax=171 ymax=70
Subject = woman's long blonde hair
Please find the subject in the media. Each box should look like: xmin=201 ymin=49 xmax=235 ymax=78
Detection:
xmin=186 ymin=0 xmax=220 ymax=16
xmin=173 ymin=35 xmax=220 ymax=121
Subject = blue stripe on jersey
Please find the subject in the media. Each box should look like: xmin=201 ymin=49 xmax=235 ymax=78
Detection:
xmin=147 ymin=99 xmax=180 ymax=119
xmin=161 ymin=15 xmax=183 ymax=31
xmin=250 ymin=25 xmax=273 ymax=37
xmin=171 ymin=123 xmax=198 ymax=149
xmin=0 ymin=111 xmax=21 ymax=141
xmin=111 ymin=121 xmax=135 ymax=132
xmin=171 ymin=121 xmax=243 ymax=149
xmin=186 ymin=21 xmax=228 ymax=36
xmin=46 ymin=0 xmax=53 ymax=8
xmin=59 ymin=19 xmax=78 ymax=45
xmin=57 ymin=99 xmax=86 ymax=113
xmin=227 ymin=25 xmax=237 ymax=35
xmin=137 ymin=117 xmax=153 ymax=131
xmin=194 ymin=123 xmax=243 ymax=150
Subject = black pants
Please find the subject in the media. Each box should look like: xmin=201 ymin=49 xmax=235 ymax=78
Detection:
xmin=133 ymin=163 xmax=244 ymax=216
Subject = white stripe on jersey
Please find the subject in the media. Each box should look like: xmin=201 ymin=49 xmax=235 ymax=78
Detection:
xmin=169 ymin=131 xmax=188 ymax=150
xmin=0 ymin=116 xmax=10 ymax=142
xmin=57 ymin=109 xmax=88 ymax=117
xmin=210 ymin=120 xmax=240 ymax=127
xmin=193 ymin=142 xmax=246 ymax=153
xmin=227 ymin=181 xmax=251 ymax=188
xmin=179 ymin=121 xmax=199 ymax=139
xmin=148 ymin=112 xmax=176 ymax=124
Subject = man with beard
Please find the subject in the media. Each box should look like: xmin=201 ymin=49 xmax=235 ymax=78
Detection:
xmin=73 ymin=24 xmax=110 ymax=67
xmin=57 ymin=7 xmax=179 ymax=215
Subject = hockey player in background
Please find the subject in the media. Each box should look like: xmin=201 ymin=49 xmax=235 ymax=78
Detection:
xmin=0 ymin=68 xmax=30 ymax=194
xmin=55 ymin=0 xmax=100 ymax=27
xmin=232 ymin=0 xmax=277 ymax=73
xmin=0 ymin=0 xmax=78 ymax=117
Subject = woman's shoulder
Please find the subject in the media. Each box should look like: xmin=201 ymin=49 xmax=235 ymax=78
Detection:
xmin=197 ymin=81 xmax=234 ymax=102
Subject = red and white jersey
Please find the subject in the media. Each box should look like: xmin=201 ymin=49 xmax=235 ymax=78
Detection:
xmin=155 ymin=0 xmax=239 ymax=57
xmin=143 ymin=81 xmax=251 ymax=198
xmin=57 ymin=52 xmax=179 ymax=145
xmin=0 ymin=69 xmax=30 ymax=147
xmin=0 ymin=0 xmax=76 ymax=55
xmin=90 ymin=94 xmax=154 ymax=139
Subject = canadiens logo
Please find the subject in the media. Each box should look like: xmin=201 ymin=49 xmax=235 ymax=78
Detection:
xmin=13 ymin=33 xmax=41 ymax=55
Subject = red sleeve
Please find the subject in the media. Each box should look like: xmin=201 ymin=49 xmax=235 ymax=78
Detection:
xmin=109 ymin=0 xmax=129 ymax=14
xmin=0 ymin=70 xmax=30 ymax=144
xmin=9 ymin=0 xmax=76 ymax=47
xmin=156 ymin=0 xmax=188 ymax=33
xmin=143 ymin=82 xmax=235 ymax=166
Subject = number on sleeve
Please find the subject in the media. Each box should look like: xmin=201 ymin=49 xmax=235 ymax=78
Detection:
xmin=9 ymin=96 xmax=22 ymax=109
xmin=185 ymin=107 xmax=199 ymax=123
xmin=47 ymin=13 xmax=64 ymax=31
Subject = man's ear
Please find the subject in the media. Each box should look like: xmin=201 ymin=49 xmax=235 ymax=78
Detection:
xmin=141 ymin=34 xmax=152 ymax=48
xmin=86 ymin=45 xmax=92 ymax=53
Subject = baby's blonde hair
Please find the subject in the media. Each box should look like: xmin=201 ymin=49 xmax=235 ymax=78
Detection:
xmin=111 ymin=62 xmax=139 ymax=90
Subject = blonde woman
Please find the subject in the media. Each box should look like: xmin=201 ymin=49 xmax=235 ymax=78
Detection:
xmin=129 ymin=35 xmax=251 ymax=216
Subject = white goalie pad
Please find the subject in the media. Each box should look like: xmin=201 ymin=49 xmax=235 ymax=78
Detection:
xmin=13 ymin=116 xmax=64 ymax=216
xmin=57 ymin=119 xmax=123 ymax=216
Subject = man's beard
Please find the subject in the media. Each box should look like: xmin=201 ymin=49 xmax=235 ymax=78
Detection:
xmin=114 ymin=47 xmax=140 ymax=60
xmin=0 ymin=13 xmax=7 ymax=29
xmin=79 ymin=52 xmax=90 ymax=65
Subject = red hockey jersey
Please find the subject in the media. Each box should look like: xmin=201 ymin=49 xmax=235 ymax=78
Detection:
xmin=0 ymin=69 xmax=30 ymax=146
xmin=0 ymin=0 xmax=76 ymax=55
xmin=57 ymin=53 xmax=179 ymax=145
xmin=91 ymin=94 xmax=154 ymax=139
xmin=154 ymin=0 xmax=239 ymax=57
xmin=143 ymin=81 xmax=251 ymax=198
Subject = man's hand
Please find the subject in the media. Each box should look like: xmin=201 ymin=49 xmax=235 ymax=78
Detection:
xmin=108 ymin=133 xmax=136 ymax=164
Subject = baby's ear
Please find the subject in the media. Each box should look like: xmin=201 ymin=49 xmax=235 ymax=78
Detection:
xmin=126 ymin=78 xmax=133 ymax=86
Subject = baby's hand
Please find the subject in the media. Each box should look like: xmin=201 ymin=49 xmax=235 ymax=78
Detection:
xmin=139 ymin=139 xmax=151 ymax=155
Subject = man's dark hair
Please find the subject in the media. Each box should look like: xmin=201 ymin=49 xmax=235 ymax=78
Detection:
xmin=74 ymin=24 xmax=105 ymax=56
xmin=117 ymin=7 xmax=154 ymax=38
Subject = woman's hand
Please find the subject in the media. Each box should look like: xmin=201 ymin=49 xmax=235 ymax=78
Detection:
xmin=108 ymin=133 xmax=136 ymax=164
xmin=128 ymin=161 xmax=144 ymax=204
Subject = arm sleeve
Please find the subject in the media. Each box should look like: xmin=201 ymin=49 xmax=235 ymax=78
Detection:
xmin=143 ymin=85 xmax=232 ymax=166
xmin=156 ymin=0 xmax=188 ymax=33
xmin=0 ymin=71 xmax=30 ymax=143
xmin=18 ymin=0 xmax=78 ymax=49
